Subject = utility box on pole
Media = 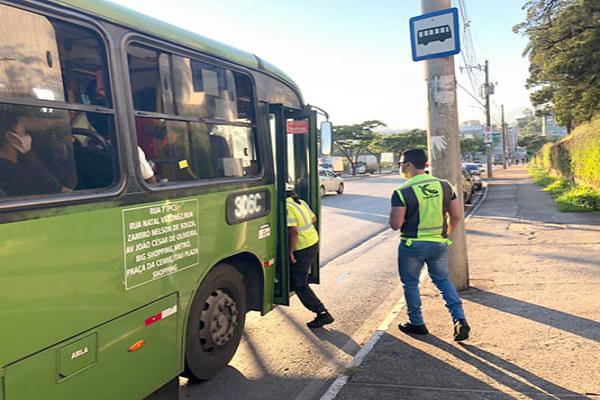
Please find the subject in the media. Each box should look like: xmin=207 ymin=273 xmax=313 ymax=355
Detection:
xmin=410 ymin=1 xmax=469 ymax=290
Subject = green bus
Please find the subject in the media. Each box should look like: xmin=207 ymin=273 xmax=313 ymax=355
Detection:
xmin=0 ymin=1 xmax=332 ymax=399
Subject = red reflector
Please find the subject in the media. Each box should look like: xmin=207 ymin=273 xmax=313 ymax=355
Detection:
xmin=144 ymin=313 xmax=162 ymax=326
xmin=128 ymin=340 xmax=145 ymax=352
xmin=264 ymin=261 xmax=270 ymax=267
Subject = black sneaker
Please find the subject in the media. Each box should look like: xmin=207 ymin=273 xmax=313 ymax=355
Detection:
xmin=307 ymin=312 xmax=334 ymax=329
xmin=454 ymin=319 xmax=470 ymax=341
xmin=398 ymin=322 xmax=429 ymax=335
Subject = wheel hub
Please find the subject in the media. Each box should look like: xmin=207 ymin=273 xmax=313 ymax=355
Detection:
xmin=198 ymin=289 xmax=238 ymax=352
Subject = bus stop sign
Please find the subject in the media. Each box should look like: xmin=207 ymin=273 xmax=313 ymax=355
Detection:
xmin=409 ymin=7 xmax=460 ymax=62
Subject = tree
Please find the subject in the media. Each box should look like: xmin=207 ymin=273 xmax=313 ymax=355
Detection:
xmin=367 ymin=129 xmax=427 ymax=171
xmin=514 ymin=0 xmax=600 ymax=130
xmin=333 ymin=120 xmax=386 ymax=175
xmin=518 ymin=134 xmax=557 ymax=156
xmin=460 ymin=137 xmax=486 ymax=158
xmin=517 ymin=110 xmax=543 ymax=136
xmin=369 ymin=129 xmax=427 ymax=155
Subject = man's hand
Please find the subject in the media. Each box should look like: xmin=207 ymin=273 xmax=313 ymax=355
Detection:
xmin=289 ymin=251 xmax=297 ymax=264
xmin=389 ymin=206 xmax=406 ymax=230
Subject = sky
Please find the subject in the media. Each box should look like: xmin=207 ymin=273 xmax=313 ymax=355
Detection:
xmin=111 ymin=0 xmax=532 ymax=130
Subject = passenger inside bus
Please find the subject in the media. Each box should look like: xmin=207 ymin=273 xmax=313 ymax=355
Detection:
xmin=0 ymin=112 xmax=72 ymax=197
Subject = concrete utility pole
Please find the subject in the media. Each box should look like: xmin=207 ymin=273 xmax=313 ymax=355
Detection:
xmin=484 ymin=60 xmax=493 ymax=178
xmin=422 ymin=0 xmax=469 ymax=290
xmin=501 ymin=104 xmax=507 ymax=169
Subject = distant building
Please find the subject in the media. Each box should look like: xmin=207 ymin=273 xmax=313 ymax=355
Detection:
xmin=459 ymin=120 xmax=484 ymax=139
xmin=542 ymin=114 xmax=567 ymax=137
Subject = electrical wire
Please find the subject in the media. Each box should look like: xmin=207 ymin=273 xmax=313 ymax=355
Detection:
xmin=457 ymin=82 xmax=486 ymax=110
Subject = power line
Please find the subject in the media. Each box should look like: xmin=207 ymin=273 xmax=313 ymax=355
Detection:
xmin=457 ymin=82 xmax=486 ymax=110
xmin=454 ymin=0 xmax=484 ymax=99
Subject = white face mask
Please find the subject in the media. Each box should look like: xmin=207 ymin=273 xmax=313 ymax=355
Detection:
xmin=8 ymin=131 xmax=32 ymax=154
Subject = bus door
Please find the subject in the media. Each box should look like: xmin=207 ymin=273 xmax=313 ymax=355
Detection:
xmin=269 ymin=104 xmax=319 ymax=305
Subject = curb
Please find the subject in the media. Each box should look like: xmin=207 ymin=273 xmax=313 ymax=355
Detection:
xmin=320 ymin=182 xmax=492 ymax=400
xmin=319 ymin=271 xmax=428 ymax=400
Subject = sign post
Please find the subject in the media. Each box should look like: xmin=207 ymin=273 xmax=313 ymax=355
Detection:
xmin=411 ymin=2 xmax=468 ymax=291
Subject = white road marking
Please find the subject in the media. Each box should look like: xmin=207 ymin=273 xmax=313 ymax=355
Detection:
xmin=320 ymin=270 xmax=427 ymax=400
xmin=335 ymin=271 xmax=350 ymax=284
xmin=465 ymin=184 xmax=489 ymax=222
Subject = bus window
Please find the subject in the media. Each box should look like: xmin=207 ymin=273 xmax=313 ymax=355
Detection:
xmin=0 ymin=4 xmax=118 ymax=199
xmin=128 ymin=43 xmax=260 ymax=184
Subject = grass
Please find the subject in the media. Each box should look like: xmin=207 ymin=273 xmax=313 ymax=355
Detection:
xmin=528 ymin=167 xmax=600 ymax=212
xmin=556 ymin=186 xmax=600 ymax=212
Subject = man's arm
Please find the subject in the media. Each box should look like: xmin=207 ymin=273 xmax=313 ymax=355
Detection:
xmin=287 ymin=226 xmax=299 ymax=263
xmin=447 ymin=198 xmax=462 ymax=235
xmin=389 ymin=206 xmax=406 ymax=231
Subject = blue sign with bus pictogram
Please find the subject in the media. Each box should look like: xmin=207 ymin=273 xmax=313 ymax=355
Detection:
xmin=410 ymin=8 xmax=461 ymax=62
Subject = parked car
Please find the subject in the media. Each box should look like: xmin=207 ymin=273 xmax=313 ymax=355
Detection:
xmin=461 ymin=167 xmax=474 ymax=205
xmin=319 ymin=163 xmax=334 ymax=171
xmin=354 ymin=161 xmax=367 ymax=174
xmin=462 ymin=162 xmax=483 ymax=190
xmin=319 ymin=168 xmax=344 ymax=196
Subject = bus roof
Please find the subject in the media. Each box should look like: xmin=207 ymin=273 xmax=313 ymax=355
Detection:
xmin=47 ymin=0 xmax=301 ymax=93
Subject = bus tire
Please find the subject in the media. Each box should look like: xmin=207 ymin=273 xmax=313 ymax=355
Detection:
xmin=183 ymin=263 xmax=247 ymax=381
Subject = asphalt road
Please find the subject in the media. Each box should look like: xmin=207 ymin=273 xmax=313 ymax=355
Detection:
xmin=319 ymin=174 xmax=405 ymax=264
xmin=182 ymin=174 xmax=405 ymax=400
xmin=181 ymin=174 xmax=484 ymax=400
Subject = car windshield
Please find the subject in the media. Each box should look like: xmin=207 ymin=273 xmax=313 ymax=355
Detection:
xmin=465 ymin=164 xmax=479 ymax=172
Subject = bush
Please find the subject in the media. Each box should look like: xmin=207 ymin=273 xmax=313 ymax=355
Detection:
xmin=543 ymin=177 xmax=571 ymax=197
xmin=556 ymin=186 xmax=600 ymax=212
xmin=528 ymin=166 xmax=600 ymax=212
xmin=529 ymin=167 xmax=555 ymax=187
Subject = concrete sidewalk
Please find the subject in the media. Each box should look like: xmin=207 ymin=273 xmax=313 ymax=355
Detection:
xmin=332 ymin=167 xmax=600 ymax=399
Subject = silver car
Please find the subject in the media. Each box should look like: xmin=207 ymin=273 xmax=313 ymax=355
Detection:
xmin=319 ymin=168 xmax=344 ymax=196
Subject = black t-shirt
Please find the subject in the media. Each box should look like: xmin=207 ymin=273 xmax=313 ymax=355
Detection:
xmin=0 ymin=153 xmax=63 ymax=197
xmin=390 ymin=186 xmax=457 ymax=207
xmin=391 ymin=191 xmax=404 ymax=207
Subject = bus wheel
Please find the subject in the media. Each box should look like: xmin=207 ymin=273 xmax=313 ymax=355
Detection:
xmin=184 ymin=264 xmax=247 ymax=381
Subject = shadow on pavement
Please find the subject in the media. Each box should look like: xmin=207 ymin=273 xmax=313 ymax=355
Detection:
xmin=311 ymin=328 xmax=360 ymax=356
xmin=465 ymin=228 xmax=504 ymax=238
xmin=277 ymin=307 xmax=347 ymax=368
xmin=467 ymin=289 xmax=600 ymax=342
xmin=181 ymin=326 xmax=338 ymax=400
xmin=340 ymin=332 xmax=515 ymax=400
xmin=535 ymin=252 xmax=600 ymax=267
xmin=416 ymin=335 xmax=591 ymax=399
xmin=461 ymin=344 xmax=595 ymax=399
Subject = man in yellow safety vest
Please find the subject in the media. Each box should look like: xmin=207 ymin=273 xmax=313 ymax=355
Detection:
xmin=286 ymin=188 xmax=334 ymax=329
xmin=389 ymin=149 xmax=470 ymax=341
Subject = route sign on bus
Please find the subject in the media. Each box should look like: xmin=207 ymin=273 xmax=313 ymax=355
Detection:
xmin=287 ymin=119 xmax=309 ymax=134
xmin=410 ymin=7 xmax=460 ymax=62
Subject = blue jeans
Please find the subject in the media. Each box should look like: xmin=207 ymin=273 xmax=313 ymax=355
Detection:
xmin=398 ymin=240 xmax=465 ymax=326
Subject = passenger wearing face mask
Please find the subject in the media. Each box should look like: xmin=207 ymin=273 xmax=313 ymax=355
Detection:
xmin=0 ymin=114 xmax=69 ymax=197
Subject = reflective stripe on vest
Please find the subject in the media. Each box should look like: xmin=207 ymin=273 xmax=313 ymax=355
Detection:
xmin=287 ymin=201 xmax=313 ymax=233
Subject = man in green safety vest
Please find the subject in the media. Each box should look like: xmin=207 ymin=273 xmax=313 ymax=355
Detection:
xmin=388 ymin=149 xmax=470 ymax=341
xmin=286 ymin=188 xmax=334 ymax=329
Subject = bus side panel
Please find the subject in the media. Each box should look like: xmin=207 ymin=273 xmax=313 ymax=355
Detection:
xmin=0 ymin=188 xmax=276 ymax=369
xmin=4 ymin=294 xmax=179 ymax=400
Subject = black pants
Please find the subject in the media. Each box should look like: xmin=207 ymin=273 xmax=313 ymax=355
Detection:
xmin=291 ymin=243 xmax=326 ymax=314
